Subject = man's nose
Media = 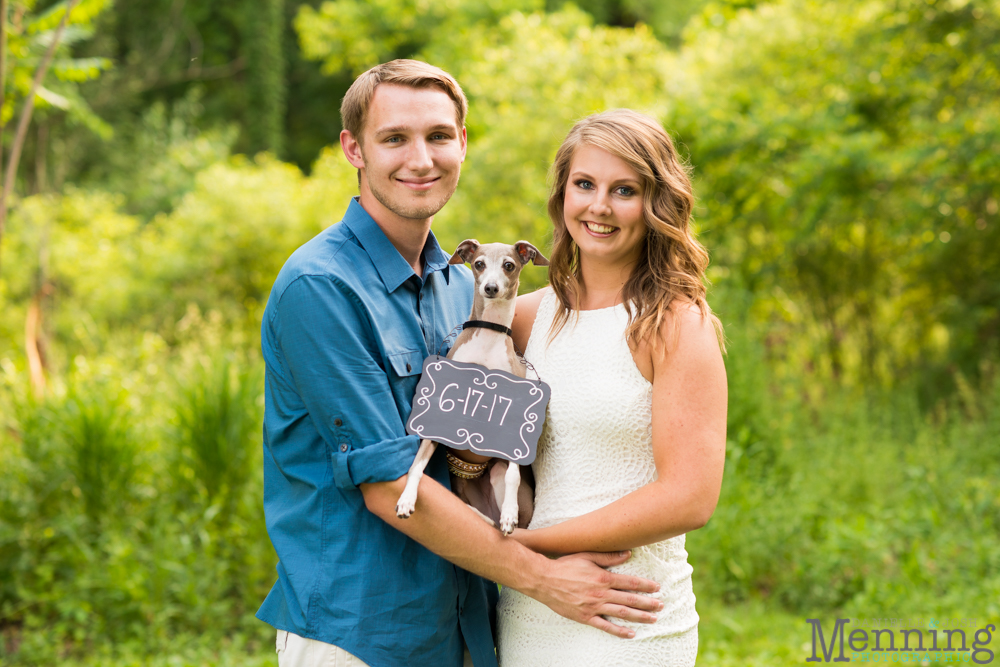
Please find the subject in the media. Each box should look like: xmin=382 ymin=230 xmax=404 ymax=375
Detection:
xmin=484 ymin=283 xmax=499 ymax=298
xmin=407 ymin=139 xmax=433 ymax=172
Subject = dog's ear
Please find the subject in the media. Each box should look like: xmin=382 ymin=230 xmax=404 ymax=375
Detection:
xmin=514 ymin=241 xmax=550 ymax=267
xmin=450 ymin=239 xmax=480 ymax=265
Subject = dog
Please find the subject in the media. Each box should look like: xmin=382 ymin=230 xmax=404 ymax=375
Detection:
xmin=395 ymin=239 xmax=548 ymax=535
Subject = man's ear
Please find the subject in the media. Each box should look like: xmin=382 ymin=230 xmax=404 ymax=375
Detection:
xmin=340 ymin=129 xmax=366 ymax=170
xmin=514 ymin=241 xmax=550 ymax=267
xmin=450 ymin=239 xmax=480 ymax=265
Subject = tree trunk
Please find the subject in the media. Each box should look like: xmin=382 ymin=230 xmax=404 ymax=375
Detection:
xmin=244 ymin=0 xmax=286 ymax=156
xmin=25 ymin=290 xmax=47 ymax=398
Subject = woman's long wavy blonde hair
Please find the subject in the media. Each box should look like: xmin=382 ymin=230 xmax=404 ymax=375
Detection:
xmin=547 ymin=109 xmax=723 ymax=349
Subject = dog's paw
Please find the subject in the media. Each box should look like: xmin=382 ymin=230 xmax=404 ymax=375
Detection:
xmin=395 ymin=498 xmax=416 ymax=519
xmin=499 ymin=512 xmax=517 ymax=536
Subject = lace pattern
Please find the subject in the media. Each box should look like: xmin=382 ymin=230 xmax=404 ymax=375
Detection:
xmin=497 ymin=291 xmax=699 ymax=666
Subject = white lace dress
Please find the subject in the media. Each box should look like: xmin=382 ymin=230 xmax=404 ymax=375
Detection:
xmin=496 ymin=291 xmax=699 ymax=667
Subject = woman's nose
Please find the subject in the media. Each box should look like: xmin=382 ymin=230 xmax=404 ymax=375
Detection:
xmin=588 ymin=192 xmax=612 ymax=216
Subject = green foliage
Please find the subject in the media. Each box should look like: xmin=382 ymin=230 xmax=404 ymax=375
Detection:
xmin=431 ymin=7 xmax=670 ymax=292
xmin=173 ymin=357 xmax=262 ymax=510
xmin=1 ymin=0 xmax=113 ymax=135
xmin=60 ymin=384 xmax=138 ymax=523
xmin=690 ymin=368 xmax=1000 ymax=617
xmin=295 ymin=0 xmax=543 ymax=75
xmin=0 ymin=339 xmax=274 ymax=664
xmin=84 ymin=92 xmax=238 ymax=219
xmin=669 ymin=0 xmax=1000 ymax=388
xmin=0 ymin=0 xmax=998 ymax=664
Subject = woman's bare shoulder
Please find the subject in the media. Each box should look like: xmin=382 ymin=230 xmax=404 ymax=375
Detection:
xmin=655 ymin=300 xmax=725 ymax=371
xmin=512 ymin=286 xmax=552 ymax=351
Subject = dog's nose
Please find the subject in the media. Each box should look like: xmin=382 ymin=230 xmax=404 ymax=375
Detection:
xmin=484 ymin=283 xmax=499 ymax=298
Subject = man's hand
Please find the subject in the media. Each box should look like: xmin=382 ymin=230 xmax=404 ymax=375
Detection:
xmin=528 ymin=551 xmax=663 ymax=639
xmin=361 ymin=475 xmax=662 ymax=638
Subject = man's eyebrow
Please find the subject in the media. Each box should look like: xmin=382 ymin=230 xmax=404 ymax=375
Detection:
xmin=373 ymin=124 xmax=457 ymax=137
xmin=374 ymin=125 xmax=410 ymax=136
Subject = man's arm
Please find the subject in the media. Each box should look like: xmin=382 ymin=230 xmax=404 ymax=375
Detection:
xmin=274 ymin=274 xmax=662 ymax=638
xmin=361 ymin=475 xmax=663 ymax=639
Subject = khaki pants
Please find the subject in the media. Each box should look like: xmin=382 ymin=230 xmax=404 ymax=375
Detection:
xmin=276 ymin=630 xmax=475 ymax=667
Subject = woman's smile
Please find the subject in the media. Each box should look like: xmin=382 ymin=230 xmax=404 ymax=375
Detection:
xmin=583 ymin=220 xmax=618 ymax=236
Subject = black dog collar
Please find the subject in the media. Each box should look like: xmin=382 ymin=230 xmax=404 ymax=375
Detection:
xmin=462 ymin=320 xmax=513 ymax=337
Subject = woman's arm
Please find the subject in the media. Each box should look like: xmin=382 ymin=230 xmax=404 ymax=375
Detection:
xmin=512 ymin=304 xmax=727 ymax=556
xmin=511 ymin=286 xmax=549 ymax=353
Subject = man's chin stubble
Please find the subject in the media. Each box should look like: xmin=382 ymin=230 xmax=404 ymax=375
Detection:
xmin=371 ymin=187 xmax=455 ymax=221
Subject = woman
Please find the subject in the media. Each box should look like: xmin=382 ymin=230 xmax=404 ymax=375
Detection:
xmin=496 ymin=109 xmax=728 ymax=666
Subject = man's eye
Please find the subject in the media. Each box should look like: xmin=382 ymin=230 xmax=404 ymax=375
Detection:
xmin=474 ymin=261 xmax=485 ymax=270
xmin=386 ymin=136 xmax=402 ymax=143
xmin=503 ymin=262 xmax=514 ymax=271
xmin=431 ymin=133 xmax=448 ymax=141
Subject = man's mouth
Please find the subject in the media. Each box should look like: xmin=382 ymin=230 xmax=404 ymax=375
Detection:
xmin=583 ymin=221 xmax=617 ymax=236
xmin=398 ymin=177 xmax=439 ymax=191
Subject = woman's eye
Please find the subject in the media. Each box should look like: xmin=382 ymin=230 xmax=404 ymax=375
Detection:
xmin=575 ymin=179 xmax=593 ymax=190
xmin=616 ymin=186 xmax=635 ymax=196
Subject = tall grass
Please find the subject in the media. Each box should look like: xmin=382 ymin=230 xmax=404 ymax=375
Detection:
xmin=173 ymin=358 xmax=261 ymax=511
xmin=61 ymin=387 xmax=139 ymax=524
xmin=689 ymin=315 xmax=1000 ymax=621
xmin=0 ymin=353 xmax=273 ymax=664
xmin=1 ymin=313 xmax=997 ymax=664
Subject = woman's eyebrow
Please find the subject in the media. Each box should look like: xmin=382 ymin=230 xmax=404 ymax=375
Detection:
xmin=570 ymin=169 xmax=641 ymax=186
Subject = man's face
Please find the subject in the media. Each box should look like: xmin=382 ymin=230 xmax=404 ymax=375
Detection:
xmin=350 ymin=84 xmax=467 ymax=224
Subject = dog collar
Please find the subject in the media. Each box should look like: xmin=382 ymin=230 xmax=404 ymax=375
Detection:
xmin=462 ymin=320 xmax=513 ymax=337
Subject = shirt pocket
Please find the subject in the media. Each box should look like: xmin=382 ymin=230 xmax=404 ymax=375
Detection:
xmin=388 ymin=349 xmax=424 ymax=378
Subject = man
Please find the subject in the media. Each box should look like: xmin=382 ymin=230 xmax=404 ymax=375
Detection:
xmin=256 ymin=59 xmax=662 ymax=667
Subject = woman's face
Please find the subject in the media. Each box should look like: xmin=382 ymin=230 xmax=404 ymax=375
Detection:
xmin=563 ymin=144 xmax=646 ymax=270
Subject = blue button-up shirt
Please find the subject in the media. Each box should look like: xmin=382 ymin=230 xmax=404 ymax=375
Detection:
xmin=256 ymin=198 xmax=497 ymax=667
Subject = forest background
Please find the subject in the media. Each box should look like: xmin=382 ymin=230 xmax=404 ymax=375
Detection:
xmin=0 ymin=0 xmax=998 ymax=665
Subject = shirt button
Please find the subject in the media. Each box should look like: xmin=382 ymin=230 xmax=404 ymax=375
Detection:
xmin=334 ymin=418 xmax=343 ymax=426
xmin=340 ymin=443 xmax=348 ymax=452
xmin=406 ymin=363 xmax=412 ymax=372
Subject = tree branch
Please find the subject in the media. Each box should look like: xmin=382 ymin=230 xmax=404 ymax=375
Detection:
xmin=0 ymin=0 xmax=80 ymax=276
xmin=0 ymin=0 xmax=8 ymax=270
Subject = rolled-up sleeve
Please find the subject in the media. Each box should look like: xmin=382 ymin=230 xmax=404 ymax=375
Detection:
xmin=273 ymin=274 xmax=419 ymax=491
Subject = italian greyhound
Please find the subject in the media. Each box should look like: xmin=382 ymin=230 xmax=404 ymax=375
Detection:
xmin=395 ymin=239 xmax=549 ymax=535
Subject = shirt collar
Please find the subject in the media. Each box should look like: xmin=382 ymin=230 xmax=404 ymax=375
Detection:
xmin=342 ymin=197 xmax=452 ymax=292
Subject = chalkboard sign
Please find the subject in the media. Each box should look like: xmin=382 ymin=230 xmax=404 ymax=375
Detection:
xmin=406 ymin=355 xmax=550 ymax=464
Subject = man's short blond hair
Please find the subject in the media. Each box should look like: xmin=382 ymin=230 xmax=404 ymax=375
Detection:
xmin=341 ymin=59 xmax=468 ymax=146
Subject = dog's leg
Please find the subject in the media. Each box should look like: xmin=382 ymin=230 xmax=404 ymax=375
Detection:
xmin=467 ymin=505 xmax=497 ymax=527
xmin=395 ymin=439 xmax=436 ymax=519
xmin=498 ymin=461 xmax=521 ymax=536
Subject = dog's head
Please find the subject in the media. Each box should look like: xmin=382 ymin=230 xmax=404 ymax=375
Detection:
xmin=449 ymin=239 xmax=549 ymax=300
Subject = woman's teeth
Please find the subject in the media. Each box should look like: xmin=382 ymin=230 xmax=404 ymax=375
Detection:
xmin=585 ymin=221 xmax=616 ymax=234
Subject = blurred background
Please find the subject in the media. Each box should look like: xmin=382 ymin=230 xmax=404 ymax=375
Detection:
xmin=0 ymin=0 xmax=997 ymax=664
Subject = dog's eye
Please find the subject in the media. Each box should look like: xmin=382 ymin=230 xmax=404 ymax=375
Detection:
xmin=474 ymin=260 xmax=485 ymax=270
xmin=503 ymin=261 xmax=515 ymax=271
